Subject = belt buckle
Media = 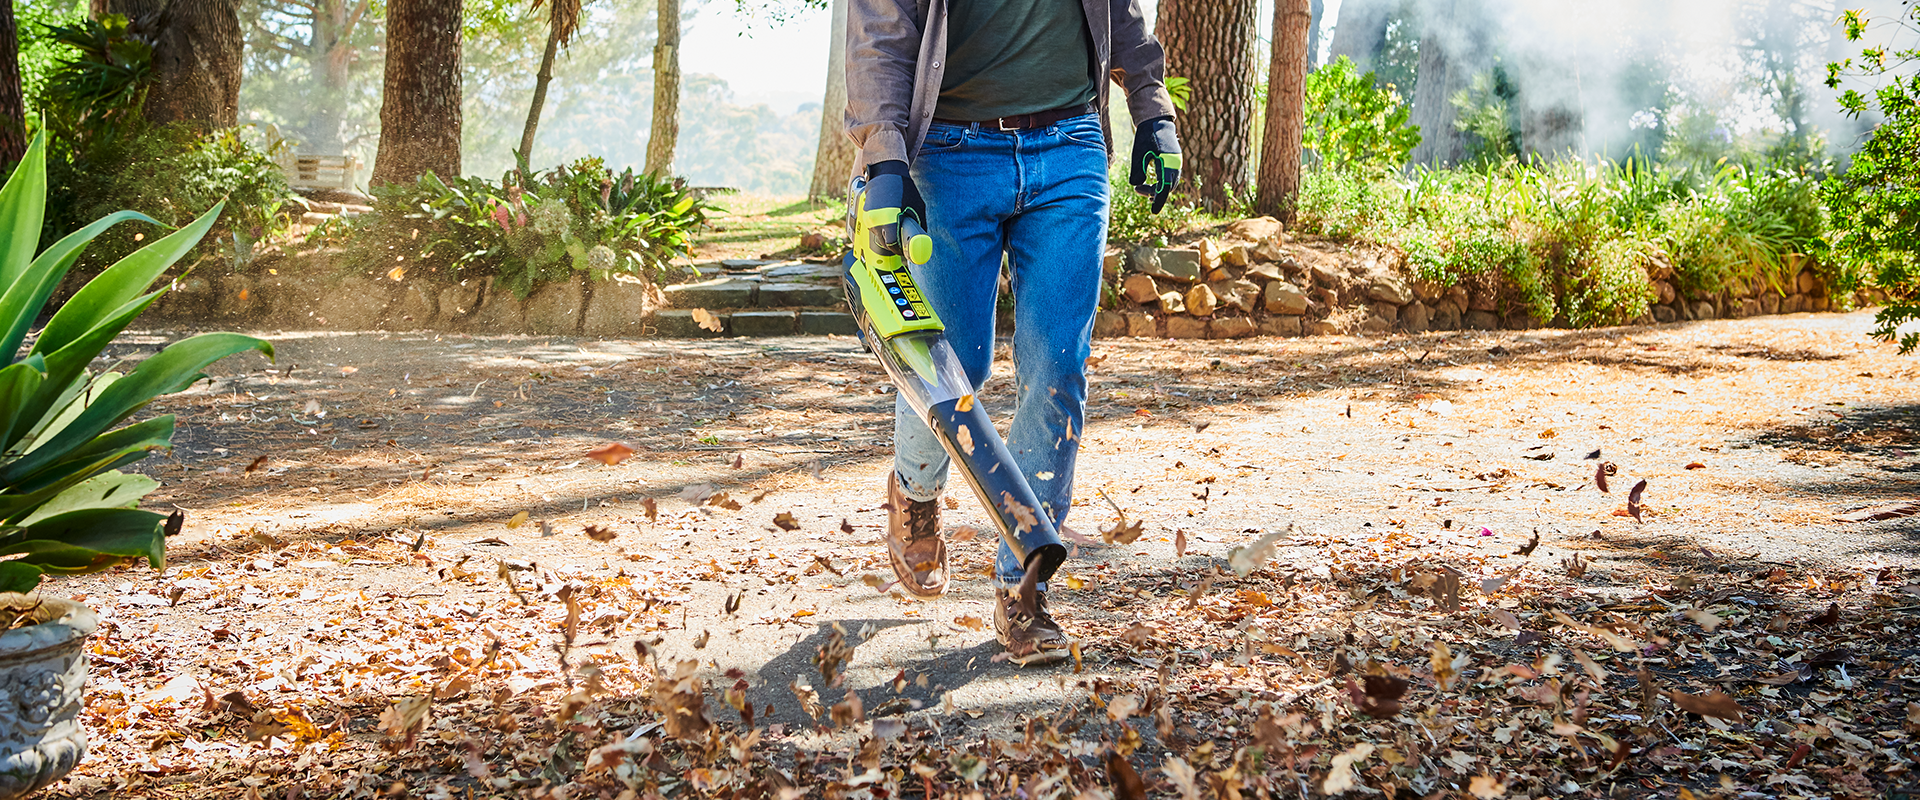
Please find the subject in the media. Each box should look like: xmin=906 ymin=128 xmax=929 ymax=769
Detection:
xmin=997 ymin=116 xmax=1019 ymax=132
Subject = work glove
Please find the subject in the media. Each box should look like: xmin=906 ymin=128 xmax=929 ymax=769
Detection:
xmin=1128 ymin=116 xmax=1182 ymax=213
xmin=863 ymin=160 xmax=926 ymax=256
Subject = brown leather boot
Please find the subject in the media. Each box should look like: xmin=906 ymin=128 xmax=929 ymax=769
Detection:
xmin=994 ymin=584 xmax=1070 ymax=666
xmin=885 ymin=472 xmax=949 ymax=599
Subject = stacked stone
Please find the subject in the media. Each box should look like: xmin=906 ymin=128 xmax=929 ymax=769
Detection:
xmin=1094 ymin=217 xmax=1451 ymax=339
xmin=1643 ymin=254 xmax=1836 ymax=324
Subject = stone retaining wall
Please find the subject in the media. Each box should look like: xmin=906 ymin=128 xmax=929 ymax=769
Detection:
xmin=1090 ymin=217 xmax=1856 ymax=340
xmin=147 ymin=251 xmax=667 ymax=336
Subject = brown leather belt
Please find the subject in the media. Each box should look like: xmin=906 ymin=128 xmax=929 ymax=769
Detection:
xmin=933 ymin=102 xmax=1096 ymax=131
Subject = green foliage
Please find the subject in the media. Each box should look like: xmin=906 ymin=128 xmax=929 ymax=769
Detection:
xmin=0 ymin=133 xmax=273 ymax=594
xmin=1822 ymin=6 xmax=1920 ymax=350
xmin=1293 ymin=151 xmax=1825 ymax=328
xmin=14 ymin=0 xmax=89 ymax=108
xmin=26 ymin=16 xmax=293 ymax=274
xmin=1303 ymin=56 xmax=1421 ymax=174
xmin=39 ymin=14 xmax=151 ymax=149
xmin=330 ymin=157 xmax=710 ymax=298
xmin=1449 ymin=69 xmax=1519 ymax=165
xmin=45 ymin=124 xmax=293 ymax=274
xmin=1164 ymin=77 xmax=1192 ymax=113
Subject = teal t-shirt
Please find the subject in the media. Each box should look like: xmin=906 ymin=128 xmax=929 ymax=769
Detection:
xmin=935 ymin=0 xmax=1097 ymax=121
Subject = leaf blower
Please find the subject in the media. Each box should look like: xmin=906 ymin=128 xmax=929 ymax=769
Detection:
xmin=841 ymin=174 xmax=1067 ymax=586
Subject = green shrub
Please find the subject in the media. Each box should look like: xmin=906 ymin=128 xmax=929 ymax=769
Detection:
xmin=1 ymin=133 xmax=272 ymax=592
xmin=329 ymin=158 xmax=710 ymax=298
xmin=47 ymin=124 xmax=292 ymax=273
xmin=1304 ymin=56 xmax=1422 ymax=174
xmin=1294 ymin=151 xmax=1820 ymax=328
xmin=1822 ymin=4 xmax=1920 ymax=348
xmin=29 ymin=14 xmax=292 ymax=276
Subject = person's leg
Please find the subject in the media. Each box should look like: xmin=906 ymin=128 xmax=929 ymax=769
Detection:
xmin=892 ymin=124 xmax=1017 ymax=501
xmin=991 ymin=113 xmax=1111 ymax=590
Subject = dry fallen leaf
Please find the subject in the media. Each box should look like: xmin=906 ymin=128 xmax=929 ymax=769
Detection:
xmin=691 ymin=308 xmax=724 ymax=332
xmin=1468 ymin=774 xmax=1508 ymax=799
xmin=506 ymin=511 xmax=529 ymax=530
xmin=998 ymin=492 xmax=1038 ymax=533
xmin=1670 ymin=689 xmax=1746 ymax=721
xmin=376 ymin=695 xmax=432 ymax=741
xmin=953 ymin=615 xmax=985 ymax=631
xmin=584 ymin=524 xmax=616 ymax=543
xmin=1627 ymin=479 xmax=1648 ymax=522
xmin=772 ymin=512 xmax=800 ymax=531
xmin=955 ymin=425 xmax=975 ymax=456
xmin=1107 ymin=751 xmax=1146 ymax=800
xmin=1101 ymin=518 xmax=1145 ymax=544
xmin=1321 ymin=742 xmax=1374 ymax=795
xmin=1227 ymin=525 xmax=1293 ymax=577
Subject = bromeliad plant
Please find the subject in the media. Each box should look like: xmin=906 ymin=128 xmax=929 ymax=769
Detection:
xmin=326 ymin=157 xmax=709 ymax=299
xmin=0 ymin=133 xmax=272 ymax=593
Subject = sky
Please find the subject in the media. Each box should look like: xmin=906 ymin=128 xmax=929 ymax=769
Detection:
xmin=681 ymin=4 xmax=834 ymax=114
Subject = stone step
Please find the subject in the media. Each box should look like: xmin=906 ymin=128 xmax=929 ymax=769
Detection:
xmin=662 ymin=278 xmax=847 ymax=310
xmin=650 ymin=310 xmax=861 ymax=338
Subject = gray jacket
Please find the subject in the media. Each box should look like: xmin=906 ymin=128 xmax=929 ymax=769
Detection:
xmin=842 ymin=0 xmax=1177 ymax=174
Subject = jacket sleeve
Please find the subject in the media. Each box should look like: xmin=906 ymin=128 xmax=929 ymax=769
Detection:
xmin=843 ymin=0 xmax=921 ymax=169
xmin=1109 ymin=0 xmax=1177 ymax=125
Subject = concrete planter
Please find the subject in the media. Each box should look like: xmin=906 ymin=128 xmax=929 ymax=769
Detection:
xmin=0 ymin=597 xmax=96 ymax=798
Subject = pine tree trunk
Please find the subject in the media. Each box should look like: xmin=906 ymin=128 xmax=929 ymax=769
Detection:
xmin=307 ymin=0 xmax=368 ymax=152
xmin=1407 ymin=0 xmax=1460 ymax=167
xmin=1306 ymin=0 xmax=1322 ymax=70
xmin=1256 ymin=0 xmax=1310 ymax=221
xmin=96 ymin=0 xmax=243 ymax=129
xmin=644 ymin=0 xmax=680 ymax=177
xmin=806 ymin=0 xmax=854 ymax=200
xmin=1326 ymin=0 xmax=1391 ymax=71
xmin=1155 ymin=0 xmax=1259 ymax=212
xmin=372 ymin=0 xmax=462 ymax=186
xmin=0 ymin=0 xmax=26 ymax=165
xmin=520 ymin=11 xmax=564 ymax=165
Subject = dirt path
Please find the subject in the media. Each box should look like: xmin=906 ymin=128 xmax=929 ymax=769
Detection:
xmin=48 ymin=310 xmax=1920 ymax=799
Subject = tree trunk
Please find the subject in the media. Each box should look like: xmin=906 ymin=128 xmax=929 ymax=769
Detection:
xmin=1407 ymin=0 xmax=1462 ymax=167
xmin=372 ymin=0 xmax=462 ymax=186
xmin=807 ymin=0 xmax=854 ymax=200
xmin=1306 ymin=0 xmax=1322 ymax=70
xmin=644 ymin=0 xmax=680 ymax=177
xmin=1156 ymin=0 xmax=1259 ymax=212
xmin=1256 ymin=0 xmax=1310 ymax=221
xmin=520 ymin=11 xmax=564 ymax=166
xmin=0 ymin=0 xmax=26 ymax=165
xmin=306 ymin=0 xmax=369 ymax=152
xmin=1327 ymin=0 xmax=1392 ymax=72
xmin=96 ymin=0 xmax=243 ymax=129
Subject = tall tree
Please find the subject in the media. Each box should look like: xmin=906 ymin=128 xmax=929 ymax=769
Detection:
xmin=1407 ymin=0 xmax=1490 ymax=167
xmin=1156 ymin=0 xmax=1259 ymax=211
xmin=807 ymin=0 xmax=853 ymax=200
xmin=519 ymin=0 xmax=583 ymax=164
xmin=1256 ymin=0 xmax=1310 ymax=221
xmin=643 ymin=0 xmax=678 ymax=176
xmin=1306 ymin=0 xmax=1322 ymax=69
xmin=94 ymin=0 xmax=244 ymax=129
xmin=1327 ymin=0 xmax=1393 ymax=73
xmin=372 ymin=0 xmax=463 ymax=185
xmin=0 ymin=1 xmax=25 ymax=165
xmin=244 ymin=0 xmax=373 ymax=152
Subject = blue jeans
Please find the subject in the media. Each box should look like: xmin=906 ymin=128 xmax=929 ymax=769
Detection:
xmin=892 ymin=113 xmax=1111 ymax=589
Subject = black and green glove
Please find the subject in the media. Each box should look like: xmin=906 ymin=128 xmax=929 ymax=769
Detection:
xmin=863 ymin=160 xmax=926 ymax=256
xmin=1128 ymin=116 xmax=1182 ymax=214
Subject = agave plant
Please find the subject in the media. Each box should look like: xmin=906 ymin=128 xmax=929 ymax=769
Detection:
xmin=0 ymin=132 xmax=272 ymax=593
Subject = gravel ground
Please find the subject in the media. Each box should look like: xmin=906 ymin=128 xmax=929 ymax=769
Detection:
xmin=41 ymin=307 xmax=1920 ymax=798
